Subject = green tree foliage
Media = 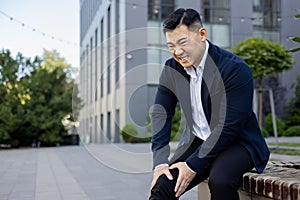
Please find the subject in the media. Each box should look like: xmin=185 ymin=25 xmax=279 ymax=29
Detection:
xmin=231 ymin=38 xmax=293 ymax=83
xmin=264 ymin=114 xmax=285 ymax=137
xmin=0 ymin=49 xmax=78 ymax=147
xmin=231 ymin=38 xmax=294 ymax=128
xmin=283 ymin=125 xmax=300 ymax=137
xmin=289 ymin=11 xmax=300 ymax=53
xmin=285 ymin=76 xmax=300 ymax=127
xmin=0 ymin=50 xmax=39 ymax=146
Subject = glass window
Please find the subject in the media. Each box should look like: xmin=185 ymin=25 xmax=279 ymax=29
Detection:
xmin=148 ymin=0 xmax=160 ymax=20
xmin=95 ymin=28 xmax=98 ymax=101
xmin=252 ymin=0 xmax=281 ymax=42
xmin=100 ymin=19 xmax=104 ymax=98
xmin=107 ymin=6 xmax=111 ymax=95
xmin=201 ymin=0 xmax=231 ymax=48
xmin=212 ymin=0 xmax=229 ymax=8
xmin=201 ymin=0 xmax=230 ymax=24
xmin=148 ymin=0 xmax=174 ymax=21
xmin=161 ymin=0 xmax=174 ymax=20
xmin=212 ymin=9 xmax=230 ymax=24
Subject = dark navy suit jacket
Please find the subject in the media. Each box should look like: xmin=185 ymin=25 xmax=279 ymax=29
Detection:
xmin=151 ymin=40 xmax=270 ymax=175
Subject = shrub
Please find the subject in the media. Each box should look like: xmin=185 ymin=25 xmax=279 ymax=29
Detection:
xmin=39 ymin=132 xmax=62 ymax=146
xmin=285 ymin=76 xmax=300 ymax=126
xmin=264 ymin=114 xmax=285 ymax=136
xmin=261 ymin=127 xmax=269 ymax=138
xmin=121 ymin=123 xmax=151 ymax=143
xmin=283 ymin=125 xmax=300 ymax=137
xmin=146 ymin=106 xmax=183 ymax=142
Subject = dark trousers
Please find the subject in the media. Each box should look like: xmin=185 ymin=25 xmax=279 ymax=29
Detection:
xmin=149 ymin=138 xmax=254 ymax=200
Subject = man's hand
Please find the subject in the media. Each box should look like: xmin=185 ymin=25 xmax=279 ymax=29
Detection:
xmin=169 ymin=162 xmax=196 ymax=197
xmin=150 ymin=165 xmax=173 ymax=190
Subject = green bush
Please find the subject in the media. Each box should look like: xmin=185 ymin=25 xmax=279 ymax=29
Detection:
xmin=39 ymin=132 xmax=62 ymax=146
xmin=121 ymin=123 xmax=151 ymax=143
xmin=283 ymin=125 xmax=300 ymax=137
xmin=261 ymin=127 xmax=269 ymax=138
xmin=264 ymin=114 xmax=285 ymax=136
xmin=146 ymin=106 xmax=183 ymax=142
xmin=285 ymin=76 xmax=300 ymax=126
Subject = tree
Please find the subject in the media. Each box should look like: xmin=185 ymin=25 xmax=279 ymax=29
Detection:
xmin=0 ymin=49 xmax=78 ymax=147
xmin=231 ymin=38 xmax=294 ymax=128
xmin=23 ymin=50 xmax=75 ymax=146
xmin=0 ymin=50 xmax=39 ymax=146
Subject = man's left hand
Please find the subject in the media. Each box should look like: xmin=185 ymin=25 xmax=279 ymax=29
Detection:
xmin=169 ymin=162 xmax=196 ymax=197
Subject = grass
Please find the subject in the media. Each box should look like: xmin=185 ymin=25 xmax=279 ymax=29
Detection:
xmin=268 ymin=142 xmax=300 ymax=147
xmin=268 ymin=142 xmax=300 ymax=155
xmin=269 ymin=147 xmax=300 ymax=156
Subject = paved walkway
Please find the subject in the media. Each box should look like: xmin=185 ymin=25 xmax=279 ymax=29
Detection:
xmin=0 ymin=137 xmax=300 ymax=200
xmin=0 ymin=144 xmax=197 ymax=200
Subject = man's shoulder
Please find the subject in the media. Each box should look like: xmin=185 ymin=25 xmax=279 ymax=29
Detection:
xmin=208 ymin=41 xmax=249 ymax=72
xmin=208 ymin=41 xmax=243 ymax=64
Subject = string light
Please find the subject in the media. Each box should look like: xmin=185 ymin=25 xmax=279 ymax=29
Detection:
xmin=0 ymin=9 xmax=79 ymax=47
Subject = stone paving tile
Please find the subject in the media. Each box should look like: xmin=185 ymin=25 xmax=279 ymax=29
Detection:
xmin=0 ymin=144 xmax=199 ymax=200
xmin=35 ymin=149 xmax=89 ymax=200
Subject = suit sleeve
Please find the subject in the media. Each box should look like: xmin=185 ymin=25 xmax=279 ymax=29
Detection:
xmin=186 ymin=61 xmax=255 ymax=174
xmin=151 ymin=63 xmax=178 ymax=169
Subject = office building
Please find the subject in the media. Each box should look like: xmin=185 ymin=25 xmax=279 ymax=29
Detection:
xmin=79 ymin=0 xmax=300 ymax=143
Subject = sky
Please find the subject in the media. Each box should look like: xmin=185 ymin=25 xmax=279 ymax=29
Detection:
xmin=0 ymin=0 xmax=79 ymax=67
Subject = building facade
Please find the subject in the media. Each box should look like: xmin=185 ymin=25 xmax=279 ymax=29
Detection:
xmin=79 ymin=0 xmax=300 ymax=143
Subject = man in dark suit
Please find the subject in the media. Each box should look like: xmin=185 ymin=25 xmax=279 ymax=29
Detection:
xmin=149 ymin=8 xmax=270 ymax=200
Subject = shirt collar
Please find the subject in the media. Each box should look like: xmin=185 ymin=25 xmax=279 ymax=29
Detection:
xmin=184 ymin=40 xmax=209 ymax=78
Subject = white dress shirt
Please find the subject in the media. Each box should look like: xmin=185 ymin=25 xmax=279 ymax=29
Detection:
xmin=184 ymin=40 xmax=211 ymax=141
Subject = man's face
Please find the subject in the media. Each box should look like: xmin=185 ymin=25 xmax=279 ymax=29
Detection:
xmin=165 ymin=25 xmax=206 ymax=68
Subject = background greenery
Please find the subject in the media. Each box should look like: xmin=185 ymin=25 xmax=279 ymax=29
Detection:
xmin=0 ymin=49 xmax=79 ymax=147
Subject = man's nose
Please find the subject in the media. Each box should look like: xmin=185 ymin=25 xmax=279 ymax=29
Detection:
xmin=174 ymin=48 xmax=184 ymax=56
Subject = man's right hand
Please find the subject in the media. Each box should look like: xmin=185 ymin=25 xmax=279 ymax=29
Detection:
xmin=150 ymin=165 xmax=173 ymax=190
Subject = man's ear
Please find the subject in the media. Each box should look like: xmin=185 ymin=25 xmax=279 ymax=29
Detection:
xmin=199 ymin=28 xmax=207 ymax=41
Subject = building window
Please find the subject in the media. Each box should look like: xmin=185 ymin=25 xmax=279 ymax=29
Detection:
xmin=200 ymin=0 xmax=230 ymax=48
xmin=148 ymin=0 xmax=174 ymax=21
xmin=89 ymin=117 xmax=93 ymax=142
xmin=86 ymin=44 xmax=89 ymax=104
xmin=115 ymin=0 xmax=120 ymax=88
xmin=201 ymin=0 xmax=230 ymax=24
xmin=107 ymin=112 xmax=111 ymax=141
xmin=161 ymin=0 xmax=175 ymax=20
xmin=100 ymin=114 xmax=104 ymax=143
xmin=107 ymin=6 xmax=111 ymax=95
xmin=90 ymin=36 xmax=93 ymax=103
xmin=100 ymin=19 xmax=104 ymax=98
xmin=114 ymin=109 xmax=120 ymax=143
xmin=252 ymin=0 xmax=281 ymax=42
xmin=95 ymin=28 xmax=98 ymax=101
xmin=95 ymin=115 xmax=98 ymax=143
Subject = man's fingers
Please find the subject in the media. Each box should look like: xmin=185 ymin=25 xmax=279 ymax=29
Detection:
xmin=150 ymin=177 xmax=157 ymax=190
xmin=164 ymin=169 xmax=173 ymax=180
xmin=174 ymin=175 xmax=181 ymax=193
xmin=169 ymin=163 xmax=178 ymax=170
xmin=176 ymin=179 xmax=189 ymax=197
xmin=150 ymin=167 xmax=173 ymax=190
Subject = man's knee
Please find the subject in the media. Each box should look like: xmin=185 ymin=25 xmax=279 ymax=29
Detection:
xmin=150 ymin=169 xmax=179 ymax=200
xmin=154 ymin=168 xmax=178 ymax=189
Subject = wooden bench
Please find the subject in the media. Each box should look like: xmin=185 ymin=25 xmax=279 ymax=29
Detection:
xmin=198 ymin=161 xmax=300 ymax=200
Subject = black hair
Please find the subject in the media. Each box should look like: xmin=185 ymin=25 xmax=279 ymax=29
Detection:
xmin=163 ymin=8 xmax=203 ymax=34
